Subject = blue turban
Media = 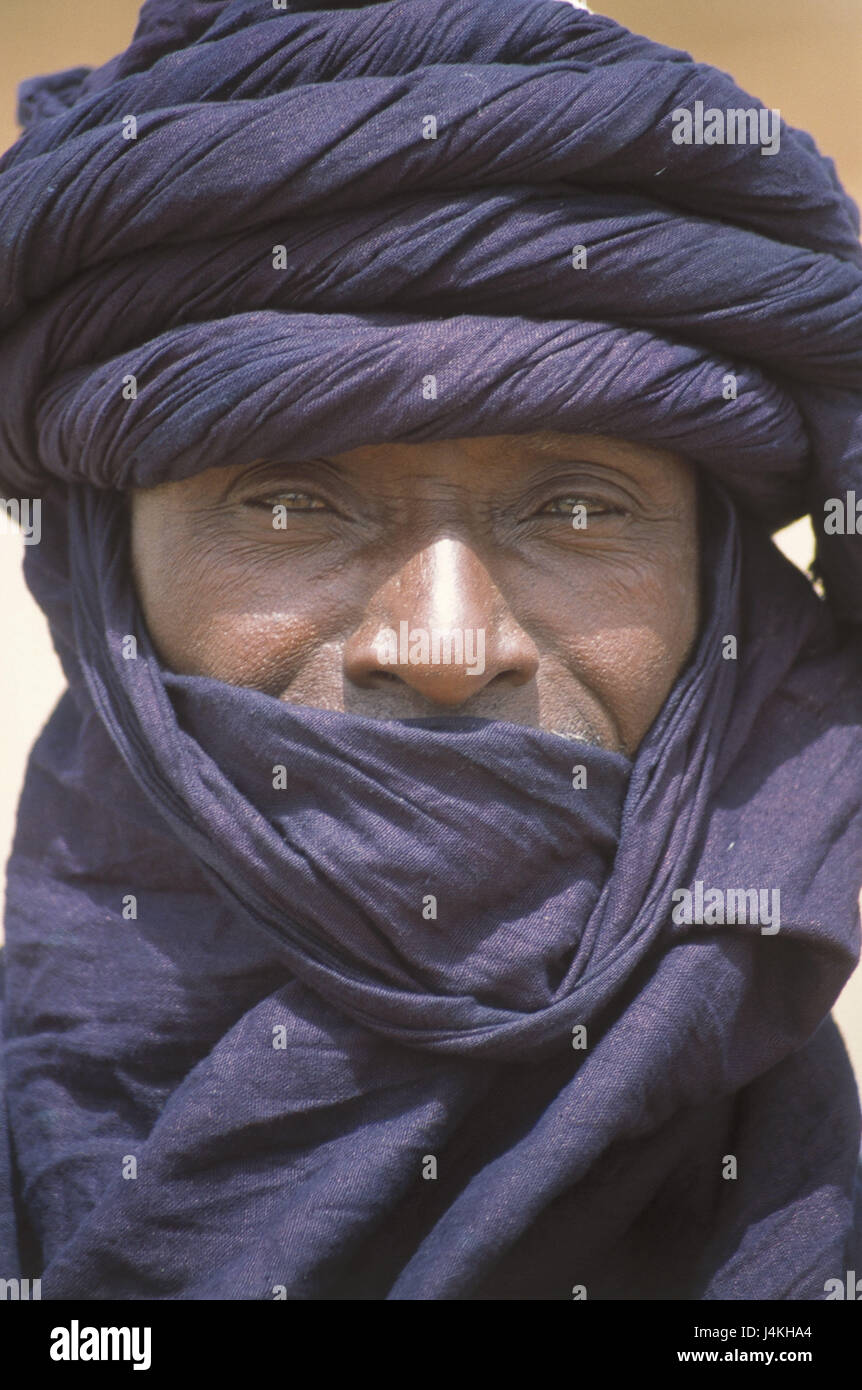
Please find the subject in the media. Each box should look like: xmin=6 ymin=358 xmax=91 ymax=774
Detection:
xmin=1 ymin=0 xmax=861 ymax=1300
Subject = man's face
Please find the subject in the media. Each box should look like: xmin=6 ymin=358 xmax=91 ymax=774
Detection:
xmin=129 ymin=431 xmax=700 ymax=755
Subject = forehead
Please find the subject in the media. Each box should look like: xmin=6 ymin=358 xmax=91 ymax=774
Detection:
xmin=325 ymin=427 xmax=681 ymax=463
xmin=321 ymin=430 xmax=695 ymax=491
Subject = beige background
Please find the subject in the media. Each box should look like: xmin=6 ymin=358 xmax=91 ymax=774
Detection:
xmin=1 ymin=0 xmax=860 ymax=1078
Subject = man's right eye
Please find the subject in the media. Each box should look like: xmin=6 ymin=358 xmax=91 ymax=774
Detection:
xmin=247 ymin=491 xmax=330 ymax=511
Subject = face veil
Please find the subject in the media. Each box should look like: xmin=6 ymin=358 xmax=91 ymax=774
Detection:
xmin=0 ymin=0 xmax=861 ymax=1301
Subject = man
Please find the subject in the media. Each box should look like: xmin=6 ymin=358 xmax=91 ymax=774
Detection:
xmin=0 ymin=0 xmax=860 ymax=1300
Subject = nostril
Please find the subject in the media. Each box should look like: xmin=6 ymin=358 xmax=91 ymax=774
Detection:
xmin=487 ymin=667 xmax=531 ymax=689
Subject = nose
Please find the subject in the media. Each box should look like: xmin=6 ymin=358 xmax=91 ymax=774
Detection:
xmin=344 ymin=537 xmax=539 ymax=708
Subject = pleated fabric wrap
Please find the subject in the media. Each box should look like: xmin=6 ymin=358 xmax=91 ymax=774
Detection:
xmin=1 ymin=0 xmax=861 ymax=1300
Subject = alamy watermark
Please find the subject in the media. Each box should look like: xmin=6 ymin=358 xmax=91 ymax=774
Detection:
xmin=823 ymin=492 xmax=862 ymax=534
xmin=50 ymin=1322 xmax=151 ymax=1371
xmin=671 ymin=101 xmax=781 ymax=157
xmin=671 ymin=881 xmax=780 ymax=935
xmin=0 ymin=1277 xmax=41 ymax=1300
xmin=0 ymin=497 xmax=41 ymax=545
xmin=824 ymin=1270 xmax=862 ymax=1299
xmin=375 ymin=622 xmax=486 ymax=676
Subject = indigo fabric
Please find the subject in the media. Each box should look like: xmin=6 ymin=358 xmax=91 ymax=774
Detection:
xmin=1 ymin=0 xmax=861 ymax=1300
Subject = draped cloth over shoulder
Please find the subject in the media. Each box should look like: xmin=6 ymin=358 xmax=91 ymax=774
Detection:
xmin=1 ymin=0 xmax=861 ymax=1300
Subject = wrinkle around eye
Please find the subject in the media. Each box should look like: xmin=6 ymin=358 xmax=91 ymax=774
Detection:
xmin=537 ymin=497 xmax=625 ymax=518
xmin=247 ymin=490 xmax=331 ymax=511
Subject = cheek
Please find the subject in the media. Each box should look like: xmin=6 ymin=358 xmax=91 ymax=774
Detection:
xmin=131 ymin=510 xmax=361 ymax=692
xmin=528 ymin=544 xmax=699 ymax=747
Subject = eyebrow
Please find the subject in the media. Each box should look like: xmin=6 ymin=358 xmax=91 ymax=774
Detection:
xmin=236 ymin=432 xmax=621 ymax=488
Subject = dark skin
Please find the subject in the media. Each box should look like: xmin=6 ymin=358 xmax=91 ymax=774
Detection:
xmin=129 ymin=431 xmax=700 ymax=756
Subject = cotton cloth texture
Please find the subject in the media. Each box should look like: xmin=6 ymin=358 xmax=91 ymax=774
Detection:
xmin=1 ymin=0 xmax=861 ymax=1301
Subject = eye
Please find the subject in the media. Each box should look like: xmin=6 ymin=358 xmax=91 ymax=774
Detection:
xmin=247 ymin=489 xmax=330 ymax=512
xmin=537 ymin=495 xmax=622 ymax=519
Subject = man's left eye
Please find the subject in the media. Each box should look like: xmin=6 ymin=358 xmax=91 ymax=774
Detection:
xmin=252 ymin=491 xmax=329 ymax=511
xmin=538 ymin=496 xmax=618 ymax=517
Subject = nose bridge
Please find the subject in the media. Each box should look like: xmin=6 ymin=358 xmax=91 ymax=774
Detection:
xmin=344 ymin=533 xmax=539 ymax=707
xmin=400 ymin=535 xmax=489 ymax=631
